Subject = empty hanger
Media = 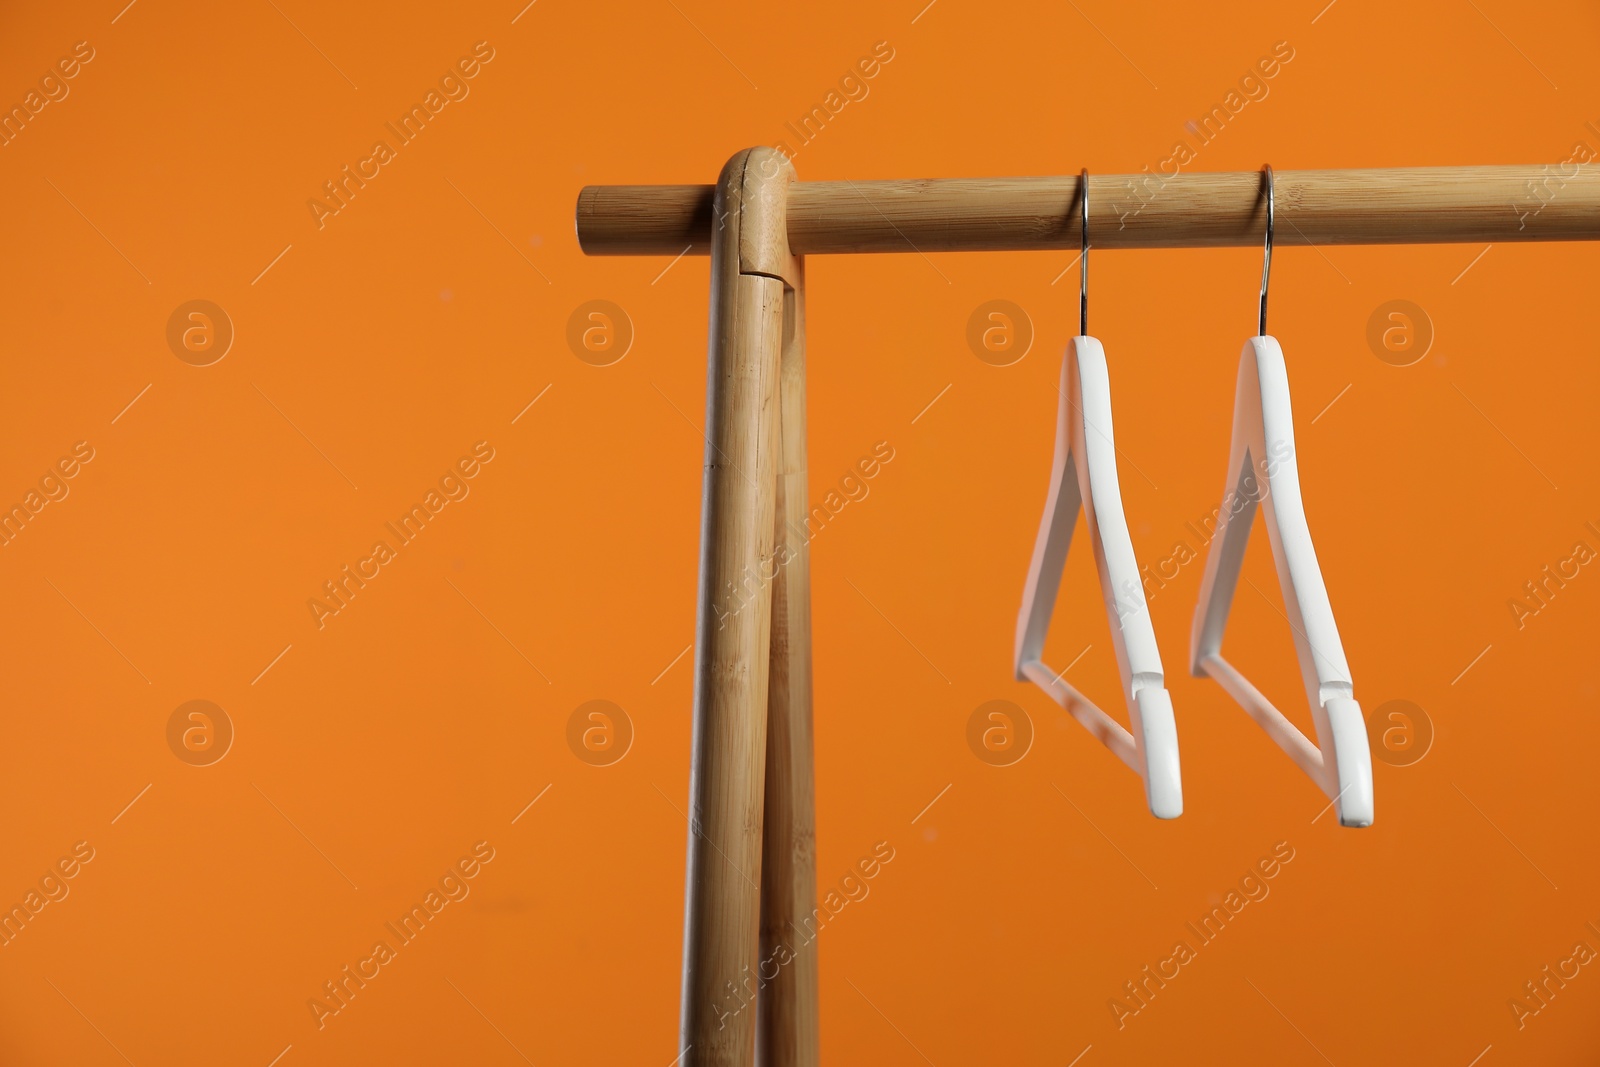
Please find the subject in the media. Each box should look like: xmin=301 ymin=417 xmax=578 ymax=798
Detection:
xmin=1015 ymin=170 xmax=1182 ymax=819
xmin=1188 ymin=165 xmax=1374 ymax=828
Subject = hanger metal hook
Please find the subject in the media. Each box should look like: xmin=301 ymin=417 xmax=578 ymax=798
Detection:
xmin=1079 ymin=168 xmax=1089 ymax=337
xmin=1258 ymin=164 xmax=1274 ymax=337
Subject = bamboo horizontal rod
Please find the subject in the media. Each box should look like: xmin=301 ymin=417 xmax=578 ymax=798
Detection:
xmin=576 ymin=165 xmax=1600 ymax=256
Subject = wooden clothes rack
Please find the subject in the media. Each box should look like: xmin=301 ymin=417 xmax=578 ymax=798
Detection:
xmin=574 ymin=151 xmax=1600 ymax=1067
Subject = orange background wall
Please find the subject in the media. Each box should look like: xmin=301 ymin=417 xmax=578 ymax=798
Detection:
xmin=0 ymin=1 xmax=1596 ymax=1064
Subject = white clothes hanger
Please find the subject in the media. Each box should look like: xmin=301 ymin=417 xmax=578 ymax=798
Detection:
xmin=1189 ymin=166 xmax=1374 ymax=828
xmin=1015 ymin=171 xmax=1182 ymax=820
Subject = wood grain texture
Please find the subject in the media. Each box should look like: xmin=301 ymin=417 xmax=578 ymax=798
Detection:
xmin=680 ymin=147 xmax=794 ymax=1067
xmin=758 ymin=265 xmax=820 ymax=1067
xmin=577 ymin=165 xmax=1600 ymax=255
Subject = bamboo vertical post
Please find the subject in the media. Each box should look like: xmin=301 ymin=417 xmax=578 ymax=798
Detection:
xmin=681 ymin=148 xmax=802 ymax=1067
xmin=759 ymin=263 xmax=820 ymax=1067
